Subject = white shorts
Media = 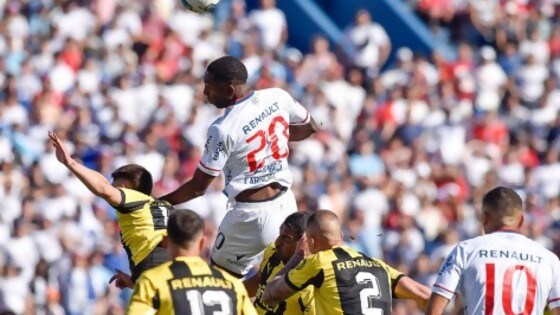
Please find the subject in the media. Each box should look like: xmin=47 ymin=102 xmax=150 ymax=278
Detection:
xmin=210 ymin=189 xmax=297 ymax=277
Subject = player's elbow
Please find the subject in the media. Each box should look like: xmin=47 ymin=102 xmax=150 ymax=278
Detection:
xmin=308 ymin=118 xmax=318 ymax=135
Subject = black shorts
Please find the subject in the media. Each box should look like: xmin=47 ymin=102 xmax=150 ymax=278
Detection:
xmin=130 ymin=245 xmax=168 ymax=282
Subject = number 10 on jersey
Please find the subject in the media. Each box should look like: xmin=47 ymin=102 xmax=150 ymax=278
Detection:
xmin=246 ymin=116 xmax=290 ymax=172
xmin=485 ymin=263 xmax=536 ymax=315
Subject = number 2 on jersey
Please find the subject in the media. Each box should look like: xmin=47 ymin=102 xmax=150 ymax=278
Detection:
xmin=246 ymin=116 xmax=289 ymax=172
xmin=356 ymin=272 xmax=383 ymax=315
xmin=485 ymin=263 xmax=536 ymax=315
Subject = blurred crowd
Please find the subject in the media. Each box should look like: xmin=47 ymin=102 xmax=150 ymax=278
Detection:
xmin=0 ymin=0 xmax=560 ymax=314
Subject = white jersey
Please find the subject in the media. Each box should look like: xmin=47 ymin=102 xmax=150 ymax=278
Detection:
xmin=433 ymin=231 xmax=560 ymax=315
xmin=198 ymin=88 xmax=310 ymax=198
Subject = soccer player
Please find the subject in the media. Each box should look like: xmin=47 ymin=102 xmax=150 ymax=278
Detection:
xmin=243 ymin=211 xmax=315 ymax=315
xmin=49 ymin=131 xmax=170 ymax=285
xmin=127 ymin=210 xmax=256 ymax=315
xmin=159 ymin=56 xmax=317 ymax=278
xmin=262 ymin=210 xmax=431 ymax=314
xmin=426 ymin=187 xmax=560 ymax=315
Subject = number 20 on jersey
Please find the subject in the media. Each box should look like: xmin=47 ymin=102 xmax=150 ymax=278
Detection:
xmin=246 ymin=116 xmax=289 ymax=172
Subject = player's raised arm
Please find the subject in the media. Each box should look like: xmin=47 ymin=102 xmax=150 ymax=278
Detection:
xmin=159 ymin=125 xmax=228 ymax=205
xmin=48 ymin=131 xmax=122 ymax=207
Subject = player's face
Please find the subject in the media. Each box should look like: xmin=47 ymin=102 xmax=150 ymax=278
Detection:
xmin=275 ymin=224 xmax=299 ymax=263
xmin=203 ymin=73 xmax=234 ymax=108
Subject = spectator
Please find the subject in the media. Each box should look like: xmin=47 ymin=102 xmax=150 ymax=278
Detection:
xmin=343 ymin=10 xmax=391 ymax=79
xmin=0 ymin=1 xmax=559 ymax=314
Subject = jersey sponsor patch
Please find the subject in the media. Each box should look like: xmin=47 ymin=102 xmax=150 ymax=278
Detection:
xmin=439 ymin=253 xmax=454 ymax=276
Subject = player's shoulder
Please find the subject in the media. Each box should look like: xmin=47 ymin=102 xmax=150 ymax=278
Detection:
xmin=262 ymin=242 xmax=277 ymax=262
xmin=118 ymin=187 xmax=153 ymax=202
xmin=255 ymin=87 xmax=294 ymax=103
xmin=140 ymin=260 xmax=173 ymax=282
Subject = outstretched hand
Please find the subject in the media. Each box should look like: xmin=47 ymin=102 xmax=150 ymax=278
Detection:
xmin=48 ymin=131 xmax=72 ymax=166
xmin=109 ymin=269 xmax=134 ymax=289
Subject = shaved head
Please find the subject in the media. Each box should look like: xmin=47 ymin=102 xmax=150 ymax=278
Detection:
xmin=481 ymin=186 xmax=524 ymax=232
xmin=306 ymin=210 xmax=344 ymax=253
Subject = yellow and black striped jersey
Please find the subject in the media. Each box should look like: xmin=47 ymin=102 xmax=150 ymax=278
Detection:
xmin=254 ymin=243 xmax=314 ymax=315
xmin=116 ymin=188 xmax=170 ymax=269
xmin=285 ymin=245 xmax=403 ymax=315
xmin=127 ymin=256 xmax=257 ymax=315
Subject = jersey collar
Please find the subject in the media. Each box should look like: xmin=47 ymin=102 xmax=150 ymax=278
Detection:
xmin=495 ymin=228 xmax=521 ymax=234
xmin=231 ymin=91 xmax=254 ymax=106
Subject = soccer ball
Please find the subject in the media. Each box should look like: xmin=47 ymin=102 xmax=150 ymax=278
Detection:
xmin=180 ymin=0 xmax=220 ymax=12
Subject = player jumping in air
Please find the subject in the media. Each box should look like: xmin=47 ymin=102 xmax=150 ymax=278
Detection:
xmin=426 ymin=187 xmax=560 ymax=315
xmin=160 ymin=56 xmax=317 ymax=278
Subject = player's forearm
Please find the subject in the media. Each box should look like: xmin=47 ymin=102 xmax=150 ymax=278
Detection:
xmin=66 ymin=159 xmax=114 ymax=198
xmin=425 ymin=294 xmax=449 ymax=315
xmin=263 ymin=253 xmax=302 ymax=305
xmin=159 ymin=180 xmax=205 ymax=205
xmin=243 ymin=272 xmax=261 ymax=297
xmin=289 ymin=118 xmax=318 ymax=142
xmin=276 ymin=251 xmax=303 ymax=279
xmin=395 ymin=277 xmax=431 ymax=310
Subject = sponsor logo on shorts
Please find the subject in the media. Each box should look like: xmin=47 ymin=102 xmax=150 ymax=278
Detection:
xmin=226 ymin=258 xmax=249 ymax=269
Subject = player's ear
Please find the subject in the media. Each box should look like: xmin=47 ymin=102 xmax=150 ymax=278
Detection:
xmin=227 ymin=85 xmax=236 ymax=99
xmin=198 ymin=235 xmax=206 ymax=253
xmin=518 ymin=214 xmax=524 ymax=228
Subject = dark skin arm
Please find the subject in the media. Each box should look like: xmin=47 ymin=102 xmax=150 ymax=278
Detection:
xmin=243 ymin=270 xmax=262 ymax=297
xmin=158 ymin=168 xmax=215 ymax=205
xmin=289 ymin=117 xmax=318 ymax=142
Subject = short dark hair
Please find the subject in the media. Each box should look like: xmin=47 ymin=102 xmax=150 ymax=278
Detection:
xmin=206 ymin=56 xmax=248 ymax=84
xmin=284 ymin=211 xmax=312 ymax=239
xmin=167 ymin=210 xmax=205 ymax=249
xmin=482 ymin=186 xmax=523 ymax=217
xmin=111 ymin=164 xmax=153 ymax=195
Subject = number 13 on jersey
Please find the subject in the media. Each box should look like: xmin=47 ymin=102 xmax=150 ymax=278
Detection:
xmin=246 ymin=116 xmax=290 ymax=172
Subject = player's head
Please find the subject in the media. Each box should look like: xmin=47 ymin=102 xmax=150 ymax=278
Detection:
xmin=305 ymin=210 xmax=344 ymax=254
xmin=275 ymin=211 xmax=312 ymax=263
xmin=167 ymin=210 xmax=205 ymax=258
xmin=204 ymin=56 xmax=248 ymax=109
xmin=111 ymin=164 xmax=153 ymax=195
xmin=481 ymin=186 xmax=524 ymax=233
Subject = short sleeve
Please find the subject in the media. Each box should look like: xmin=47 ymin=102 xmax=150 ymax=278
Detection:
xmin=548 ymin=257 xmax=560 ymax=309
xmin=128 ymin=273 xmax=158 ymax=314
xmin=116 ymin=188 xmax=151 ymax=213
xmin=285 ymin=255 xmax=324 ymax=291
xmin=432 ymin=245 xmax=464 ymax=300
xmin=284 ymin=92 xmax=310 ymax=125
xmin=377 ymin=259 xmax=404 ymax=292
xmin=199 ymin=125 xmax=230 ymax=176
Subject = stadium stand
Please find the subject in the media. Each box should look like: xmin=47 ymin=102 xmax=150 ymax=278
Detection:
xmin=0 ymin=0 xmax=559 ymax=314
